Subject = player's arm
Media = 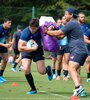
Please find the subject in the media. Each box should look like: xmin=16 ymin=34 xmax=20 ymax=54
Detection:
xmin=7 ymin=33 xmax=12 ymax=42
xmin=44 ymin=26 xmax=65 ymax=39
xmin=0 ymin=42 xmax=12 ymax=48
xmin=84 ymin=35 xmax=90 ymax=44
xmin=9 ymin=37 xmax=16 ymax=50
xmin=18 ymin=40 xmax=38 ymax=52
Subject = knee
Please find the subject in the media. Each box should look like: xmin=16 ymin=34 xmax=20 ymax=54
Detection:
xmin=38 ymin=69 xmax=46 ymax=75
xmin=68 ymin=67 xmax=75 ymax=73
xmin=24 ymin=67 xmax=30 ymax=74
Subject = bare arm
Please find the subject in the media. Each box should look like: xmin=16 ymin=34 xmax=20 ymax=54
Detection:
xmin=18 ymin=40 xmax=38 ymax=52
xmin=84 ymin=35 xmax=90 ymax=44
xmin=7 ymin=33 xmax=12 ymax=42
xmin=44 ymin=26 xmax=64 ymax=36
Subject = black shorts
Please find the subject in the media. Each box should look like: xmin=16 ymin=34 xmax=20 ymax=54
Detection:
xmin=69 ymin=52 xmax=88 ymax=66
xmin=57 ymin=45 xmax=70 ymax=55
xmin=51 ymin=52 xmax=57 ymax=57
xmin=87 ymin=46 xmax=90 ymax=56
xmin=21 ymin=46 xmax=44 ymax=62
xmin=0 ymin=45 xmax=8 ymax=53
xmin=14 ymin=47 xmax=20 ymax=55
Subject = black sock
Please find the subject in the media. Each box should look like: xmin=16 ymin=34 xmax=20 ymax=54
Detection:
xmin=63 ymin=70 xmax=68 ymax=77
xmin=46 ymin=66 xmax=51 ymax=76
xmin=57 ymin=69 xmax=61 ymax=76
xmin=75 ymin=85 xmax=80 ymax=89
xmin=25 ymin=73 xmax=36 ymax=90
xmin=52 ymin=69 xmax=55 ymax=74
xmin=13 ymin=62 xmax=18 ymax=68
xmin=87 ymin=73 xmax=90 ymax=78
xmin=0 ymin=70 xmax=4 ymax=76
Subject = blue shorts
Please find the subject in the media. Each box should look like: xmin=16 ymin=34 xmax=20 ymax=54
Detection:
xmin=87 ymin=46 xmax=90 ymax=56
xmin=57 ymin=45 xmax=70 ymax=55
xmin=69 ymin=52 xmax=88 ymax=66
xmin=0 ymin=45 xmax=8 ymax=53
xmin=21 ymin=46 xmax=44 ymax=62
xmin=14 ymin=47 xmax=20 ymax=55
xmin=51 ymin=52 xmax=57 ymax=57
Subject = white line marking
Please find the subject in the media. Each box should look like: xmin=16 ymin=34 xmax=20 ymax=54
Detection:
xmin=39 ymin=91 xmax=69 ymax=99
xmin=39 ymin=91 xmax=90 ymax=100
xmin=0 ymin=91 xmax=89 ymax=100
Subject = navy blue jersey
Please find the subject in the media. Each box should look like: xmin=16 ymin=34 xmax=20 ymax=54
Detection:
xmin=80 ymin=22 xmax=90 ymax=35
xmin=61 ymin=19 xmax=87 ymax=54
xmin=0 ymin=24 xmax=12 ymax=43
xmin=20 ymin=26 xmax=42 ymax=48
xmin=13 ymin=31 xmax=21 ymax=48
xmin=84 ymin=29 xmax=90 ymax=47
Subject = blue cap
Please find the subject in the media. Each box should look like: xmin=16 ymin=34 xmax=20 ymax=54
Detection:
xmin=66 ymin=7 xmax=79 ymax=17
xmin=17 ymin=25 xmax=22 ymax=29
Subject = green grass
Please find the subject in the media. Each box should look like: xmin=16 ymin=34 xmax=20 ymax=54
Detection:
xmin=0 ymin=59 xmax=90 ymax=100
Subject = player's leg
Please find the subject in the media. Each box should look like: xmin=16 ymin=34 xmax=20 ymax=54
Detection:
xmin=77 ymin=66 xmax=86 ymax=96
xmin=34 ymin=46 xmax=53 ymax=81
xmin=69 ymin=52 xmax=87 ymax=96
xmin=36 ymin=60 xmax=53 ymax=81
xmin=56 ymin=54 xmax=63 ymax=80
xmin=0 ymin=53 xmax=8 ymax=82
xmin=63 ymin=53 xmax=70 ymax=80
xmin=56 ymin=48 xmax=63 ymax=80
xmin=51 ymin=52 xmax=57 ymax=79
xmin=12 ymin=49 xmax=20 ymax=72
xmin=86 ymin=56 xmax=90 ymax=82
xmin=22 ymin=58 xmax=37 ymax=94
xmin=69 ymin=61 xmax=84 ymax=96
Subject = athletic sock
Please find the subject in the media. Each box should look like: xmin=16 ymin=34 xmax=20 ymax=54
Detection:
xmin=25 ymin=73 xmax=36 ymax=90
xmin=0 ymin=70 xmax=4 ymax=76
xmin=52 ymin=69 xmax=55 ymax=74
xmin=57 ymin=69 xmax=61 ymax=76
xmin=63 ymin=70 xmax=68 ymax=77
xmin=46 ymin=66 xmax=51 ymax=76
xmin=13 ymin=62 xmax=18 ymax=68
xmin=75 ymin=85 xmax=80 ymax=89
xmin=87 ymin=73 xmax=90 ymax=78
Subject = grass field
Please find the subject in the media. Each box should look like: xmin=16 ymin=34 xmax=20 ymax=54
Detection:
xmin=0 ymin=59 xmax=90 ymax=100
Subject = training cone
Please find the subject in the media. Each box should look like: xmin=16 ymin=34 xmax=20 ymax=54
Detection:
xmin=12 ymin=82 xmax=18 ymax=85
xmin=70 ymin=96 xmax=80 ymax=100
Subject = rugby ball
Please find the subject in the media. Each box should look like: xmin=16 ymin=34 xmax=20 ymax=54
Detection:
xmin=8 ymin=56 xmax=14 ymax=63
xmin=26 ymin=40 xmax=35 ymax=47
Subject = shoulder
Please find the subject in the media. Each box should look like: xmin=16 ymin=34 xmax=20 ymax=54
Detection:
xmin=86 ymin=29 xmax=90 ymax=34
xmin=0 ymin=24 xmax=3 ymax=29
xmin=85 ymin=29 xmax=90 ymax=36
xmin=22 ymin=26 xmax=29 ymax=33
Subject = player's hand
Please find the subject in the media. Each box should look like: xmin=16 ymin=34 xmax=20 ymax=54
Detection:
xmin=8 ymin=46 xmax=13 ymax=51
xmin=48 ymin=25 xmax=55 ymax=31
xmin=43 ymin=26 xmax=48 ymax=33
xmin=32 ymin=41 xmax=38 ymax=51
xmin=4 ymin=43 xmax=12 ymax=48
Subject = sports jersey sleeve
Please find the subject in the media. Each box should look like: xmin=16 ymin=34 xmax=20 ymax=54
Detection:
xmin=20 ymin=29 xmax=30 ymax=42
xmin=60 ymin=22 xmax=73 ymax=35
xmin=84 ymin=29 xmax=90 ymax=38
xmin=13 ymin=32 xmax=17 ymax=38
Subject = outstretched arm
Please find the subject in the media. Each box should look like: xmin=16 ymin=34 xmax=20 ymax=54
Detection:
xmin=44 ymin=26 xmax=65 ymax=39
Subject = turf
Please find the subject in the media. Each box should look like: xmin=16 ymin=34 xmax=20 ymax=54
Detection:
xmin=0 ymin=59 xmax=90 ymax=100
